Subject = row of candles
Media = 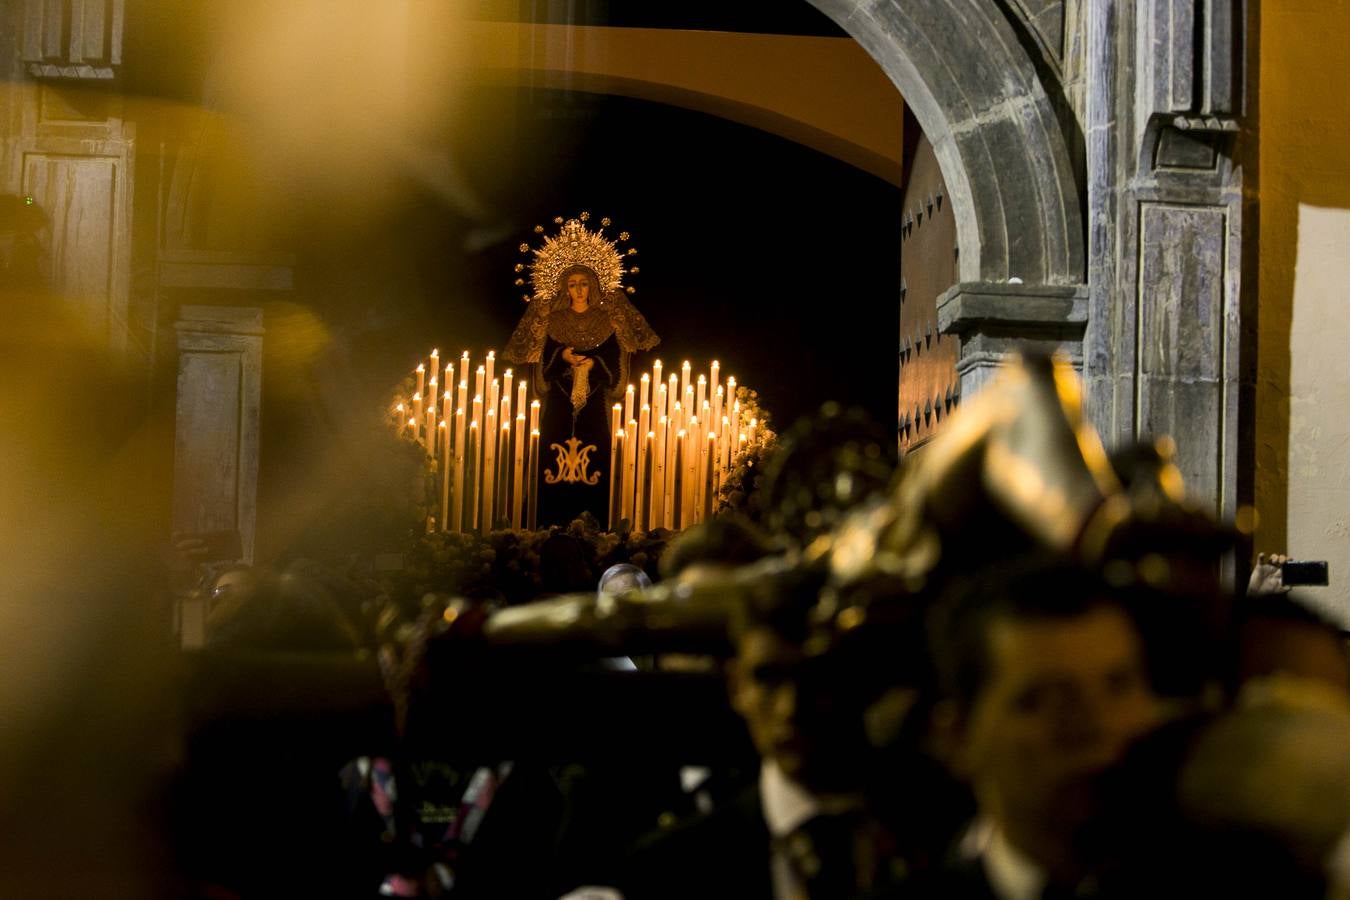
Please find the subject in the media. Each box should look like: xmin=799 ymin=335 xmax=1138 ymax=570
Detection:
xmin=392 ymin=350 xmax=762 ymax=534
xmin=608 ymin=358 xmax=760 ymax=532
xmin=393 ymin=349 xmax=539 ymax=533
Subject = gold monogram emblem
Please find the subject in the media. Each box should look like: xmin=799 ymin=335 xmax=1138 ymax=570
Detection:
xmin=544 ymin=437 xmax=601 ymax=485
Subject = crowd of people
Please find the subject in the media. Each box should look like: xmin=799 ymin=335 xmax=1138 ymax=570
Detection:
xmin=169 ymin=355 xmax=1350 ymax=900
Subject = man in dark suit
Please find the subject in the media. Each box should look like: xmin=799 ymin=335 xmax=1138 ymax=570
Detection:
xmin=912 ymin=559 xmax=1164 ymax=900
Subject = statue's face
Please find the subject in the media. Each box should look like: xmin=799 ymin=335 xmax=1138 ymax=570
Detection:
xmin=566 ymin=272 xmax=592 ymax=307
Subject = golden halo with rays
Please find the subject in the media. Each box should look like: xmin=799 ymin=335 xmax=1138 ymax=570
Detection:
xmin=514 ymin=212 xmax=637 ymax=301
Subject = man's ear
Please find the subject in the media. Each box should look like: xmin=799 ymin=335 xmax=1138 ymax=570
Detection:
xmin=725 ymin=657 xmax=746 ymax=714
xmin=929 ymin=698 xmax=972 ymax=778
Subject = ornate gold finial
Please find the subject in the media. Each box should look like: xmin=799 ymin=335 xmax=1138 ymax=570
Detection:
xmin=518 ymin=212 xmax=637 ymax=301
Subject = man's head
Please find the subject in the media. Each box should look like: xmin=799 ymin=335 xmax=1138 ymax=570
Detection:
xmin=932 ymin=560 xmax=1160 ymax=857
xmin=728 ymin=590 xmax=870 ymax=792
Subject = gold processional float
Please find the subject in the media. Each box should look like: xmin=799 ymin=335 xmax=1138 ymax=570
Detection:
xmin=388 ymin=213 xmax=773 ymax=534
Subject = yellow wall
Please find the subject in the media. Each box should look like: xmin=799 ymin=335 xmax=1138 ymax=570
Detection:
xmin=1258 ymin=0 xmax=1350 ymax=618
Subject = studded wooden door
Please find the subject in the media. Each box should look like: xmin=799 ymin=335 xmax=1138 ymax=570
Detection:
xmin=897 ymin=132 xmax=959 ymax=454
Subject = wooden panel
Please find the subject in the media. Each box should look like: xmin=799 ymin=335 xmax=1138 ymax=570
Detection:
xmin=22 ymin=153 xmax=121 ymax=339
xmin=174 ymin=352 xmax=244 ymax=533
xmin=898 ymin=132 xmax=960 ymax=454
xmin=173 ymin=308 xmax=265 ymax=564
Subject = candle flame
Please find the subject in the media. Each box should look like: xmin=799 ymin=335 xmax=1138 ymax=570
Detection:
xmin=641 ymin=373 xmax=649 ymax=382
xmin=531 ymin=429 xmax=540 ymax=437
xmin=457 ymin=408 xmax=464 ymax=415
xmin=531 ymin=400 xmax=540 ymax=408
xmin=698 ymin=375 xmax=706 ymax=383
xmin=407 ymin=418 xmax=416 ymax=426
xmin=417 ymin=364 xmax=425 ymax=372
xmin=487 ymin=351 xmax=495 ymax=359
xmin=677 ymin=430 xmax=686 ymax=438
xmin=413 ymin=392 xmax=421 ymax=400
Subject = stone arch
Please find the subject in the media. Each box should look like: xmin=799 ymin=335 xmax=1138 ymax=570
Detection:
xmin=806 ymin=0 xmax=1085 ymax=286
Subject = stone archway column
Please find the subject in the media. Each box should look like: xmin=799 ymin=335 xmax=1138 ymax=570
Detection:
xmin=937 ymin=282 xmax=1089 ymax=398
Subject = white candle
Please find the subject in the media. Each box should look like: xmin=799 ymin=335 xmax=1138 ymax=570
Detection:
xmin=440 ymin=421 xmax=450 ymax=530
xmin=636 ymin=406 xmax=650 ymax=526
xmin=636 ymin=431 xmax=653 ymax=531
xmin=610 ymin=431 xmax=625 ymax=530
xmin=485 ymin=350 xmax=495 ymax=395
xmin=425 ymin=404 xmax=437 ymax=456
xmin=640 ymin=374 xmax=650 ymax=417
xmin=415 ymin=363 xmax=425 ymax=405
xmin=453 ymin=408 xmax=466 ymax=532
xmin=498 ymin=421 xmax=511 ymax=524
xmin=681 ymin=360 xmax=691 ymax=401
xmin=653 ymin=414 xmax=667 ymax=530
xmin=429 ymin=350 xmax=440 ymax=406
xmin=703 ymin=431 xmax=717 ymax=521
xmin=457 ymin=379 xmax=468 ymax=428
xmin=516 ymin=382 xmax=527 ymax=428
xmin=652 ymin=360 xmax=663 ymax=395
xmin=527 ymin=429 xmax=540 ymax=529
xmin=530 ymin=399 xmax=540 ymax=435
xmin=412 ymin=392 xmax=424 ymax=442
xmin=669 ymin=433 xmax=684 ymax=529
xmin=713 ymin=384 xmax=724 ymax=429
xmin=624 ymin=384 xmax=635 ymax=430
xmin=482 ymin=403 xmax=497 ymax=533
xmin=406 ymin=416 xmax=417 ymax=439
xmin=696 ymin=375 xmax=707 ymax=420
xmin=513 ymin=413 xmax=526 ymax=528
xmin=709 ymin=360 xmax=720 ymax=401
xmin=655 ymin=382 xmax=667 ymax=430
xmin=467 ymin=421 xmax=480 ymax=531
xmin=503 ymin=369 xmax=514 ymax=421
xmin=442 ymin=366 xmax=454 ymax=429
xmin=475 ymin=366 xmax=486 ymax=412
xmin=623 ymin=417 xmax=638 ymax=524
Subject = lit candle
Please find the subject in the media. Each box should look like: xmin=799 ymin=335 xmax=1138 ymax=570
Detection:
xmin=453 ymin=408 xmax=466 ymax=532
xmin=713 ymin=384 xmax=724 ymax=430
xmin=749 ymin=417 xmax=758 ymax=447
xmin=394 ymin=401 xmax=405 ymax=427
xmin=624 ymin=417 xmax=638 ymax=525
xmin=428 ymin=377 xmax=438 ymax=423
xmin=497 ymin=421 xmax=511 ymax=524
xmin=703 ymin=431 xmax=717 ymax=521
xmin=652 ymin=359 xmax=663 ymax=395
xmin=457 ymin=379 xmax=468 ymax=428
xmin=655 ymin=382 xmax=667 ymax=431
xmin=609 ymin=430 xmax=624 ymax=531
xmin=413 ymin=392 xmax=424 ymax=442
xmin=442 ymin=366 xmax=454 ymax=431
xmin=429 ymin=349 xmax=440 ymax=404
xmin=485 ymin=351 xmax=495 ymax=395
xmin=709 ymin=360 xmax=720 ymax=401
xmin=425 ymin=403 xmax=437 ymax=456
xmin=636 ymin=406 xmax=650 ymax=525
xmin=636 ymin=431 xmax=654 ymax=531
xmin=530 ymin=400 xmax=540 ymax=436
xmin=440 ymin=421 xmax=450 ymax=530
xmin=516 ymin=381 xmax=527 ymax=428
xmin=416 ymin=363 xmax=426 ymax=404
xmin=624 ymin=384 xmax=635 ymax=430
xmin=407 ymin=416 xmax=417 ymax=439
xmin=696 ymin=375 xmax=706 ymax=419
xmin=720 ymin=415 xmax=732 ymax=474
xmin=670 ymin=433 xmax=684 ymax=530
xmin=685 ymin=418 xmax=699 ymax=524
xmin=475 ymin=366 xmax=486 ymax=413
xmin=640 ymin=374 xmax=650 ymax=417
xmin=527 ymin=429 xmax=540 ymax=530
xmin=489 ymin=378 xmax=500 ymax=426
xmin=681 ymin=360 xmax=691 ymax=400
xmin=653 ymin=414 xmax=667 ymax=530
xmin=499 ymin=397 xmax=512 ymax=518
xmin=513 ymin=413 xmax=526 ymax=528
xmin=466 ymin=421 xmax=480 ymax=531
xmin=730 ymin=400 xmax=741 ymax=456
xmin=482 ymin=403 xmax=497 ymax=533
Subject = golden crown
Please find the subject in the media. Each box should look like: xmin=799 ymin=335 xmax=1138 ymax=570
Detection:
xmin=514 ymin=211 xmax=639 ymax=301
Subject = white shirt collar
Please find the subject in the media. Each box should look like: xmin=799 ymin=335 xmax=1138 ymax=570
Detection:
xmin=972 ymin=819 xmax=1048 ymax=900
xmin=759 ymin=760 xmax=820 ymax=838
